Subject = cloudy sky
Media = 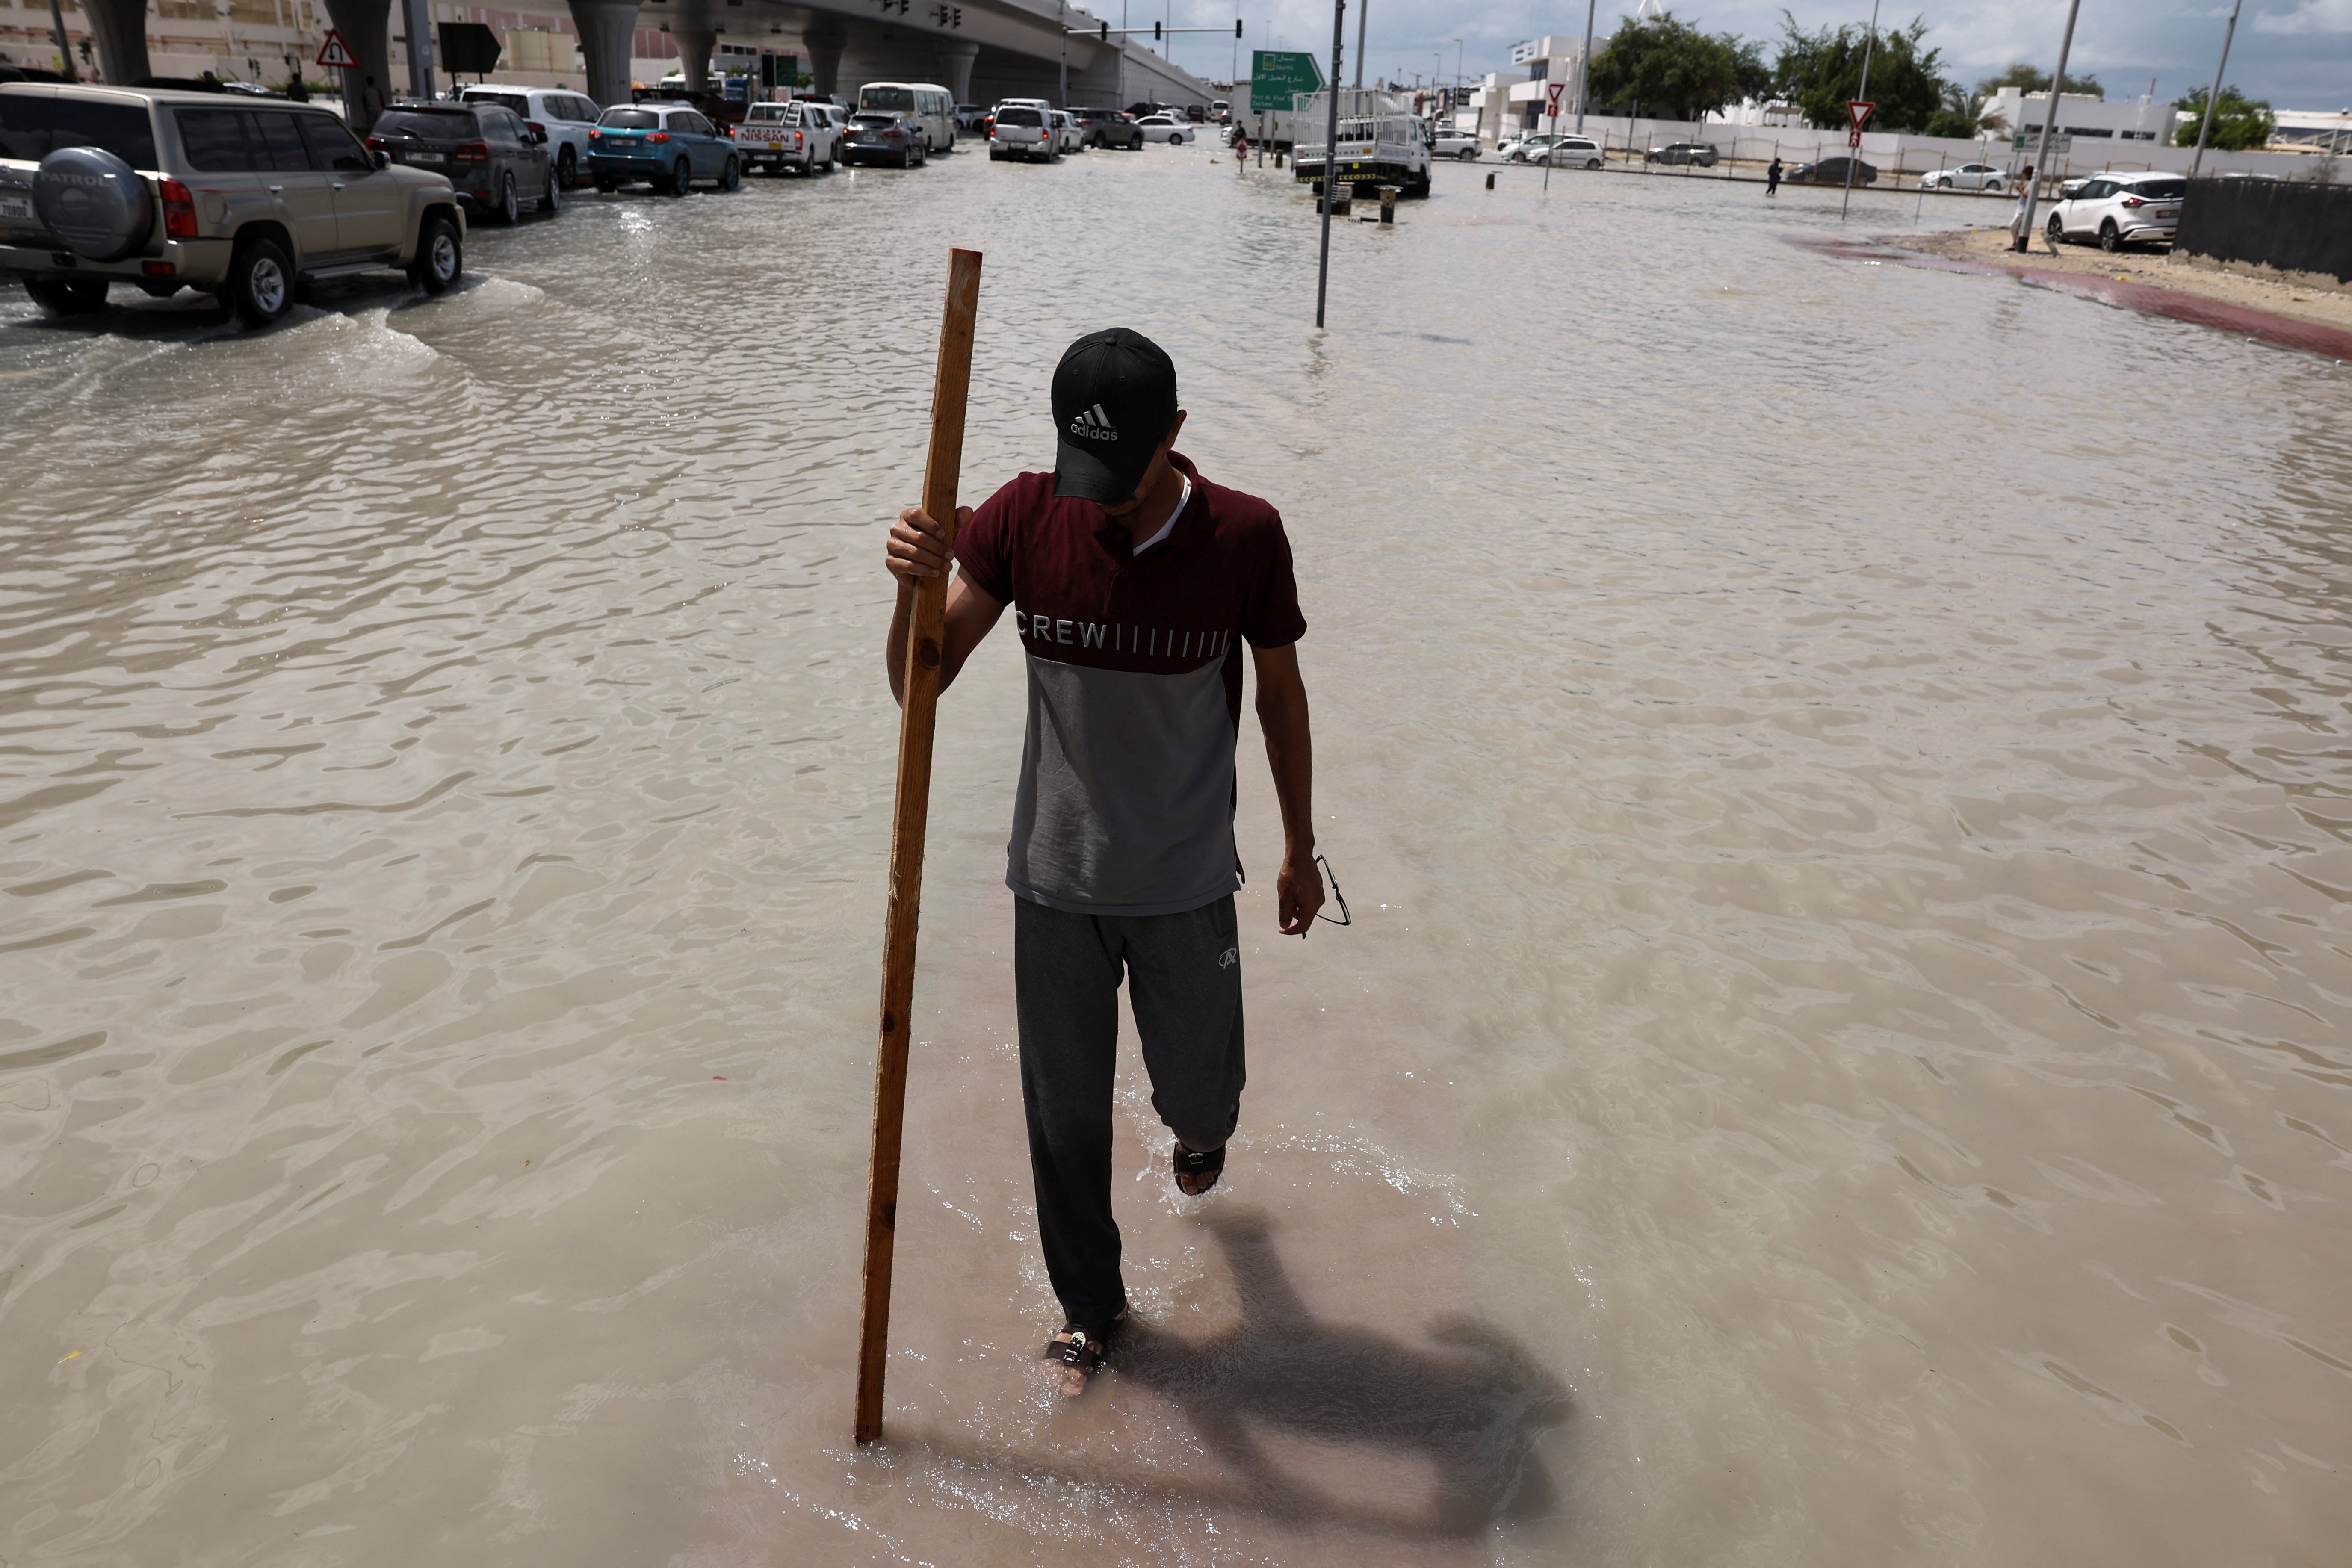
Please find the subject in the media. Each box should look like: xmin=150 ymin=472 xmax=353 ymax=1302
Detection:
xmin=1175 ymin=1 xmax=2351 ymax=110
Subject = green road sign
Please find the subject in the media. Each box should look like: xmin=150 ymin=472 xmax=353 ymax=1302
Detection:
xmin=1250 ymin=49 xmax=1324 ymax=112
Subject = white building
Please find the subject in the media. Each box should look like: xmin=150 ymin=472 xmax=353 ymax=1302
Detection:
xmin=2269 ymin=108 xmax=2352 ymax=152
xmin=1980 ymin=87 xmax=2172 ymax=146
xmin=1465 ymin=35 xmax=1589 ymax=143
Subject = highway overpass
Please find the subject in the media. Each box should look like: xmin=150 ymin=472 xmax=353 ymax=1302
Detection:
xmin=59 ymin=0 xmax=1220 ymax=124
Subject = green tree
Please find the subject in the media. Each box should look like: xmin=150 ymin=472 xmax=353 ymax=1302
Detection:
xmin=1972 ymin=60 xmax=2103 ymax=101
xmin=1922 ymin=78 xmax=2000 ymax=139
xmin=2173 ymin=85 xmax=2276 ymax=151
xmin=1584 ymin=11 xmax=1769 ymax=122
xmin=1773 ymin=13 xmax=1947 ymax=134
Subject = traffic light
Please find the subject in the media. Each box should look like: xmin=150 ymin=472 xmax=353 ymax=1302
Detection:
xmin=1234 ymin=18 xmax=1242 ymax=35
xmin=1153 ymin=20 xmax=1161 ymax=38
xmin=1099 ymin=21 xmax=1107 ymax=38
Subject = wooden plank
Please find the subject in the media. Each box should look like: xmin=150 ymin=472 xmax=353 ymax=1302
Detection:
xmin=855 ymin=246 xmax=984 ymax=1446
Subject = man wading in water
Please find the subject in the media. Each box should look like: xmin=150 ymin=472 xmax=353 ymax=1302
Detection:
xmin=883 ymin=327 xmax=1322 ymax=1397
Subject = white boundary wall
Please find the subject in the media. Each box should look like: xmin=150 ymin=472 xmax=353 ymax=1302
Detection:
xmin=1543 ymin=115 xmax=2347 ymax=183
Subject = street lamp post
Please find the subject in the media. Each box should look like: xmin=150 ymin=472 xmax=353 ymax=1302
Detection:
xmin=1315 ymin=0 xmax=1344 ymax=328
xmin=1839 ymin=0 xmax=1882 ymax=221
xmin=2189 ymin=0 xmax=2244 ymax=180
xmin=2013 ymin=0 xmax=2082 ymax=251
xmin=46 ymin=0 xmax=79 ymax=81
xmin=1574 ymin=0 xmax=1593 ymax=133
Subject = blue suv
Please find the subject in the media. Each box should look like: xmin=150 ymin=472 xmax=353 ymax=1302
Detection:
xmin=588 ymin=104 xmax=739 ymax=195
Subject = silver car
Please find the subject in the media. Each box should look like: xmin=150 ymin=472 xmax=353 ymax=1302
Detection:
xmin=1643 ymin=141 xmax=1719 ymax=166
xmin=2 ymin=81 xmax=466 ymax=325
xmin=1918 ymin=161 xmax=2008 ymax=192
xmin=1133 ymin=113 xmax=1195 ymax=145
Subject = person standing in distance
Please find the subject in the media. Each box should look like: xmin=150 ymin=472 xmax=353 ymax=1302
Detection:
xmin=883 ymin=328 xmax=1323 ymax=1397
xmin=1766 ymin=155 xmax=1782 ymax=196
xmin=2009 ymin=165 xmax=2037 ymax=245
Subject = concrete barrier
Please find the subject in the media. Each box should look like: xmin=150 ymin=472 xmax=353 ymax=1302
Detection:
xmin=2177 ymin=176 xmax=2352 ymax=290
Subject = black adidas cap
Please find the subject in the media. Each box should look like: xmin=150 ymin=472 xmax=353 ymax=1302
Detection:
xmin=1051 ymin=328 xmax=1179 ymax=506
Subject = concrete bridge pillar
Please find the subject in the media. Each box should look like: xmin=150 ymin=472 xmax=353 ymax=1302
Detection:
xmin=80 ymin=0 xmax=149 ymax=87
xmin=674 ymin=24 xmax=715 ymax=94
xmin=320 ymin=0 xmax=394 ymax=130
xmin=565 ymin=0 xmax=636 ymax=109
xmin=934 ymin=37 xmax=978 ymax=106
xmin=803 ymin=16 xmax=846 ymax=97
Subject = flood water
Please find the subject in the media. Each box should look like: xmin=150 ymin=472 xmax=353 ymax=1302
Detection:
xmin=4 ymin=148 xmax=2350 ymax=1565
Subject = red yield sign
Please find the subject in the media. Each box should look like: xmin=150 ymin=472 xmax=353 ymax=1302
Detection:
xmin=1546 ymin=82 xmax=1565 ymax=117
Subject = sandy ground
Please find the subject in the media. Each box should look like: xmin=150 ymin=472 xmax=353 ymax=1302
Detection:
xmin=1901 ymin=222 xmax=2352 ymax=336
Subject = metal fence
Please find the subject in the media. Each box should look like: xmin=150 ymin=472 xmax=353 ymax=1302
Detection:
xmin=1481 ymin=115 xmax=2349 ymax=189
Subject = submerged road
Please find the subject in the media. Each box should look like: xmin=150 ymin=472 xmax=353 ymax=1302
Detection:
xmin=3 ymin=146 xmax=2349 ymax=1563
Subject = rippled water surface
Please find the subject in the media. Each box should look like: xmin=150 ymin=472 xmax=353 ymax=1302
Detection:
xmin=4 ymin=150 xmax=2350 ymax=1565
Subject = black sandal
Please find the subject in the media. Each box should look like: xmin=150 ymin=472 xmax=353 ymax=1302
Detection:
xmin=1173 ymin=1140 xmax=1225 ymax=1196
xmin=1037 ymin=1311 xmax=1126 ymax=1394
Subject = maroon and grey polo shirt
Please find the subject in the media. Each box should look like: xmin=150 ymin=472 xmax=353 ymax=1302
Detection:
xmin=954 ymin=452 xmax=1306 ymax=917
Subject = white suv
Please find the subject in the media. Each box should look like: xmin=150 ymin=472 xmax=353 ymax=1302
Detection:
xmin=1530 ymin=135 xmax=1604 ymax=168
xmin=2046 ymin=171 xmax=2186 ymax=252
xmin=1430 ymin=125 xmax=1482 ymax=161
xmin=989 ymin=103 xmax=1054 ymax=162
xmin=459 ymin=85 xmax=602 ymax=189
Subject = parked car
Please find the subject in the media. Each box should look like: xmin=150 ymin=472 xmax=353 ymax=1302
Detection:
xmin=369 ymin=101 xmax=554 ymax=223
xmin=733 ymin=98 xmax=838 ymax=174
xmin=988 ymin=103 xmax=1054 ymax=161
xmin=954 ymin=103 xmax=986 ymax=131
xmin=1917 ymin=161 xmax=2008 ymax=192
xmin=1785 ymin=156 xmax=1876 ymax=185
xmin=1430 ymin=125 xmax=1482 ymax=160
xmin=1185 ymin=103 xmax=1207 ymax=123
xmin=1050 ymin=110 xmax=1084 ymax=155
xmin=1069 ymin=106 xmax=1141 ymax=148
xmin=1 ymin=81 xmax=466 ymax=325
xmin=458 ymin=85 xmax=601 ymax=188
xmin=1531 ymin=135 xmax=1605 ymax=168
xmin=2046 ymin=171 xmax=2185 ymax=251
xmin=804 ymin=101 xmax=852 ymax=143
xmin=1134 ymin=113 xmax=1195 ymax=144
xmin=587 ymin=103 xmax=740 ymax=193
xmin=842 ymin=110 xmax=928 ymax=168
xmin=1644 ymin=141 xmax=1718 ymax=166
xmin=1498 ymin=131 xmax=1562 ymax=162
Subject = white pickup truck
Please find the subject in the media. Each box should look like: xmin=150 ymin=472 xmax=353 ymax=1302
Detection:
xmin=735 ymin=100 xmax=840 ymax=175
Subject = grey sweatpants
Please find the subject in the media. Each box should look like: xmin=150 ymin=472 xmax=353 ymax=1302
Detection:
xmin=1014 ymin=894 xmax=1246 ymax=1329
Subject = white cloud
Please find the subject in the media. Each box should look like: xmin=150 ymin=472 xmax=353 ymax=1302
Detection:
xmin=2252 ymin=0 xmax=2352 ymax=35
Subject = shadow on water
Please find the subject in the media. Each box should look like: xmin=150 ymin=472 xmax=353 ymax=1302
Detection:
xmin=900 ymin=1208 xmax=1572 ymax=1542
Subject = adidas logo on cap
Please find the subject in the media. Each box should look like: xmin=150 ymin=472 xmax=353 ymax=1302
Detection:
xmin=1067 ymin=402 xmax=1119 ymax=442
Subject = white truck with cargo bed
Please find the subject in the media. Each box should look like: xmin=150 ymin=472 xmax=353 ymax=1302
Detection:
xmin=735 ymin=100 xmax=839 ymax=174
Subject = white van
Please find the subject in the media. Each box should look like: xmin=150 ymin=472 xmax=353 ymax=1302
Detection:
xmin=855 ymin=83 xmax=954 ymax=152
